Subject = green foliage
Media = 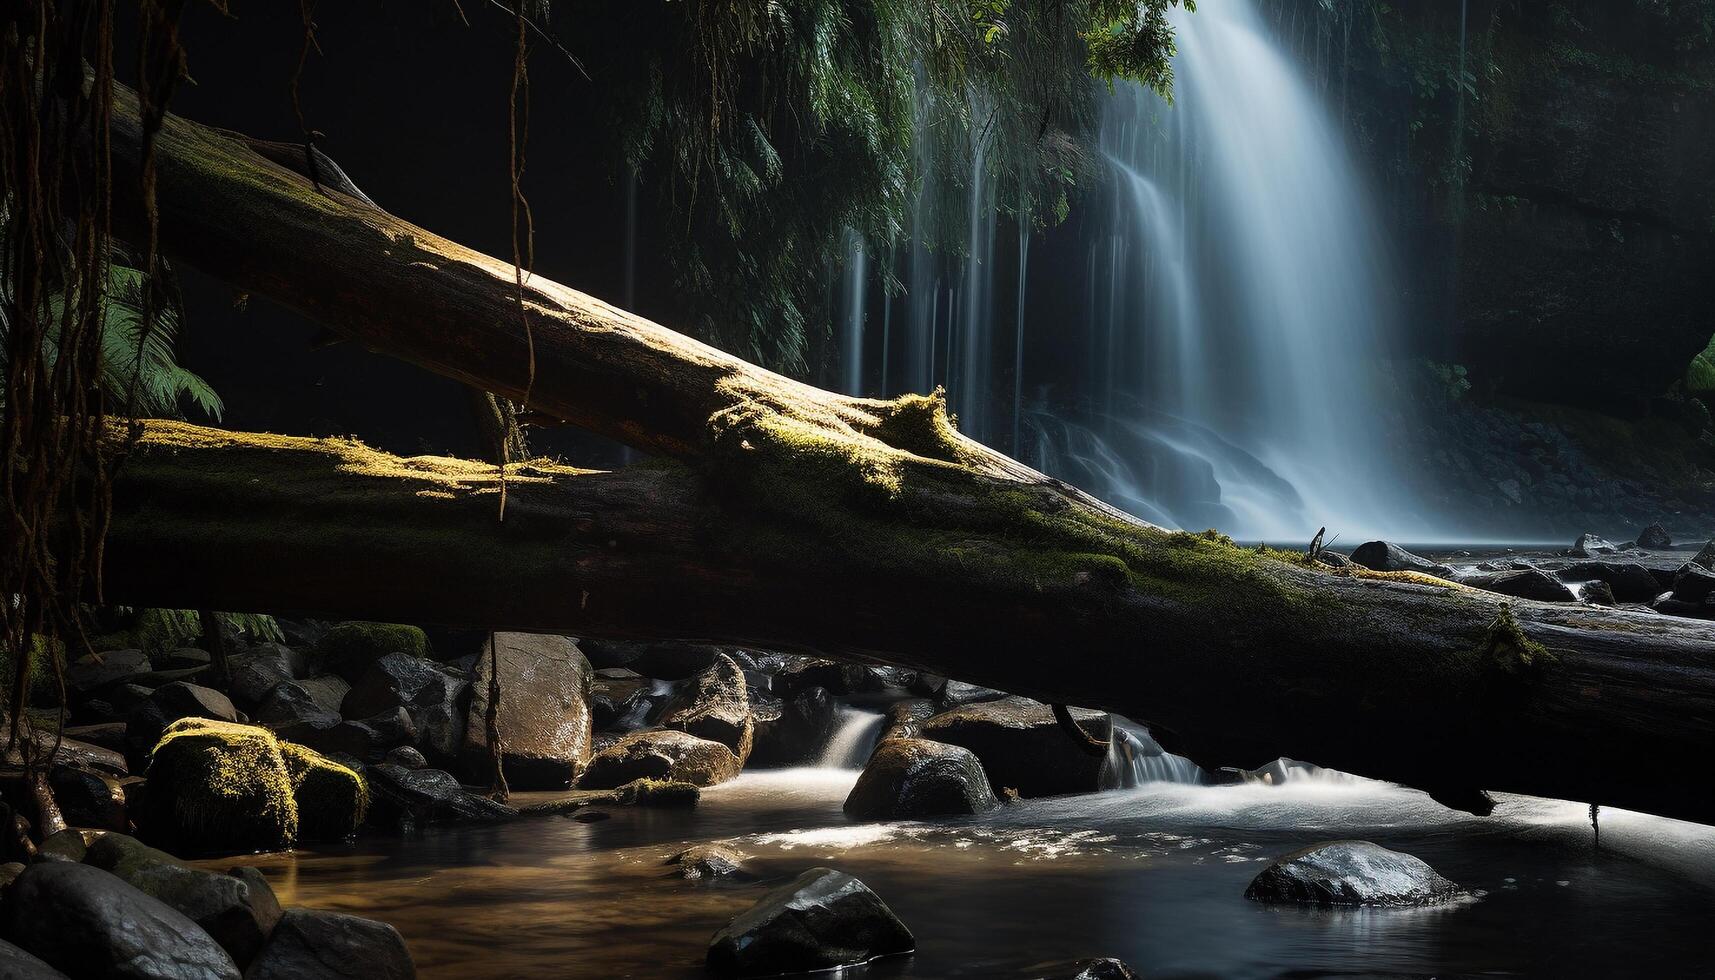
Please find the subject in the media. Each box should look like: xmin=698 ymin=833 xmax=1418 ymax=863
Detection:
xmin=1 ymin=238 xmax=222 ymax=420
xmin=571 ymin=1 xmax=1186 ymax=371
xmin=1084 ymin=0 xmax=1194 ymax=98
xmin=92 ymin=607 xmax=283 ymax=657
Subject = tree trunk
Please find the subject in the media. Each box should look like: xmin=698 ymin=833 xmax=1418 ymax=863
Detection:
xmin=89 ymin=84 xmax=1715 ymax=825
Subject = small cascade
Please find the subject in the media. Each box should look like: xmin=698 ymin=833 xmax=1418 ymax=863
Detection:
xmin=1101 ymin=715 xmax=1206 ymax=789
xmin=1226 ymin=757 xmax=1359 ymax=786
xmin=817 ymin=708 xmax=886 ymax=770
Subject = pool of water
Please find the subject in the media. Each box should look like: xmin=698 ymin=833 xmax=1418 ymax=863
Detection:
xmin=213 ymin=769 xmax=1715 ymax=978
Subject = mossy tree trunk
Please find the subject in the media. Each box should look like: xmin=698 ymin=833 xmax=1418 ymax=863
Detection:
xmin=90 ymin=84 xmax=1715 ymax=825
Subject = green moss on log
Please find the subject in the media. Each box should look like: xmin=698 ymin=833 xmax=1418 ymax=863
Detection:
xmin=319 ymin=621 xmax=428 ymax=664
xmin=1477 ymin=603 xmax=1553 ymax=673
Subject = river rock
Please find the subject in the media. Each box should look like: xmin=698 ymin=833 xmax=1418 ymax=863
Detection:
xmin=659 ymin=654 xmax=754 ymax=763
xmin=138 ymin=718 xmax=299 ymax=853
xmin=49 ymin=766 xmax=128 ymax=831
xmin=775 ymin=658 xmax=891 ymax=698
xmin=289 ymin=707 xmax=417 ymax=761
xmin=156 ymin=647 xmax=213 ymax=671
xmin=934 ymin=679 xmax=1011 ymax=708
xmin=0 ymin=939 xmax=66 ymax=980
xmin=364 ymin=764 xmax=515 ymax=829
xmin=255 ymin=681 xmax=342 ymax=731
xmin=844 ymin=738 xmax=999 ymax=820
xmin=750 ymin=685 xmax=838 ymax=767
xmin=1244 ymin=840 xmax=1460 ymax=907
xmin=1694 ymin=540 xmax=1715 ymax=570
xmin=461 ymin=633 xmax=594 ymax=789
xmin=0 ymin=862 xmax=240 ymax=979
xmin=1671 ymin=562 xmax=1715 ymax=603
xmin=919 ymin=697 xmax=1110 ymax=798
xmin=1464 ymin=568 xmax=1576 ymax=602
xmin=1637 ymin=522 xmax=1673 ymax=549
xmin=228 ymin=648 xmax=301 ymax=708
xmin=665 ymin=842 xmax=752 ymax=881
xmin=318 ymin=622 xmax=429 ymax=683
xmin=126 ymin=682 xmax=240 ymax=762
xmin=385 ymin=745 xmax=427 ymax=769
xmin=83 ymin=831 xmax=184 ymax=879
xmin=1029 ymin=958 xmax=1142 ymax=980
xmin=115 ymin=862 xmax=282 ymax=967
xmin=1580 ymin=580 xmax=1618 ymax=606
xmin=578 ymin=729 xmax=741 ymax=789
xmin=279 ymin=743 xmax=369 ymax=842
xmin=1554 ymin=561 xmax=1666 ymax=603
xmin=342 ymin=653 xmax=468 ymax=759
xmin=590 ymin=668 xmax=655 ymax=731
xmin=66 ymin=648 xmax=151 ymax=695
xmin=1349 ymin=541 xmax=1456 ymax=578
xmin=879 ymin=699 xmax=936 ymax=743
xmin=706 ymin=867 xmax=914 ymax=977
xmin=246 ymin=908 xmax=415 ymax=980
xmin=1569 ymin=532 xmax=1620 ymax=558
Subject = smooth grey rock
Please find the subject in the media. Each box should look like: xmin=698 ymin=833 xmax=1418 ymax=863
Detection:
xmin=1245 ymin=840 xmax=1460 ymax=907
xmin=0 ymin=862 xmax=240 ymax=979
xmin=1553 ymin=561 xmax=1666 ymax=603
xmin=919 ymin=696 xmax=1110 ymax=798
xmin=665 ymin=843 xmax=753 ymax=881
xmin=246 ymin=909 xmax=415 ymax=980
xmin=118 ymin=862 xmax=282 ymax=967
xmin=0 ymin=938 xmax=68 ymax=980
xmin=1464 ymin=568 xmax=1576 ymax=602
xmin=384 ymin=745 xmax=427 ymax=769
xmin=706 ymin=868 xmax=913 ymax=977
xmin=844 ymin=738 xmax=998 ymax=820
xmin=1570 ymin=532 xmax=1620 ymax=558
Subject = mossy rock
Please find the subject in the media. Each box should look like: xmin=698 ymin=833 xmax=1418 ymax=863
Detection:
xmin=280 ymin=742 xmax=368 ymax=842
xmin=139 ymin=718 xmax=298 ymax=854
xmin=318 ymin=622 xmax=428 ymax=681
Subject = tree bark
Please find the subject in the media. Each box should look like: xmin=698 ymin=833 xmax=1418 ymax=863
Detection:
xmin=91 ymin=85 xmax=1715 ymax=825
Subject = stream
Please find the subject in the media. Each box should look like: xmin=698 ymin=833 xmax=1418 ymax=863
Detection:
xmin=213 ymin=764 xmax=1715 ymax=978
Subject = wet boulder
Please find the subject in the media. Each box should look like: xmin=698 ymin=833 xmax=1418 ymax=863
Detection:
xmin=774 ymin=658 xmax=892 ymax=698
xmin=460 ymin=633 xmax=594 ymax=789
xmin=1349 ymin=541 xmax=1456 ymax=578
xmin=659 ymin=653 xmax=754 ymax=763
xmin=156 ymin=647 xmax=213 ymax=671
xmin=749 ymin=685 xmax=838 ymax=767
xmin=255 ymin=681 xmax=342 ymax=731
xmin=1464 ymin=568 xmax=1576 ymax=602
xmin=363 ymin=764 xmax=515 ymax=830
xmin=844 ymin=738 xmax=999 ymax=820
xmin=111 ymin=861 xmax=283 ymax=968
xmin=665 ymin=842 xmax=753 ymax=881
xmin=578 ymin=729 xmax=741 ymax=789
xmin=1244 ymin=840 xmax=1461 ymax=907
xmin=1029 ymin=958 xmax=1142 ymax=980
xmin=228 ymin=646 xmax=303 ymax=708
xmin=0 ymin=862 xmax=240 ymax=979
xmin=136 ymin=718 xmax=298 ymax=854
xmin=280 ymin=743 xmax=369 ymax=842
xmin=919 ymin=697 xmax=1110 ymax=798
xmin=1694 ymin=540 xmax=1715 ymax=570
xmin=246 ymin=908 xmax=415 ymax=980
xmin=589 ymin=667 xmax=656 ymax=731
xmin=83 ymin=831 xmax=184 ymax=879
xmin=879 ymin=699 xmax=937 ymax=743
xmin=1579 ymin=580 xmax=1618 ymax=607
xmin=48 ymin=766 xmax=128 ymax=831
xmin=1569 ymin=532 xmax=1620 ymax=558
xmin=341 ymin=653 xmax=468 ymax=759
xmin=1554 ymin=561 xmax=1667 ymax=603
xmin=385 ymin=745 xmax=427 ymax=769
xmin=318 ymin=622 xmax=429 ymax=683
xmin=934 ymin=679 xmax=1011 ymax=709
xmin=66 ymin=648 xmax=150 ymax=696
xmin=0 ymin=939 xmax=66 ymax=980
xmin=707 ymin=867 xmax=914 ymax=977
xmin=1670 ymin=562 xmax=1715 ymax=603
xmin=1637 ymin=522 xmax=1673 ymax=549
xmin=125 ymin=681 xmax=240 ymax=762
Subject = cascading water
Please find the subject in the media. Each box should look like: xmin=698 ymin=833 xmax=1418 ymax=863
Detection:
xmin=817 ymin=707 xmax=886 ymax=770
xmin=841 ymin=0 xmax=1430 ymax=540
xmin=1051 ymin=0 xmax=1423 ymax=540
xmin=1101 ymin=715 xmax=1207 ymax=789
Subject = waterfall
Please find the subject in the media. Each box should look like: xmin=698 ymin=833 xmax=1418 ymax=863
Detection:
xmin=1031 ymin=0 xmax=1425 ymax=540
xmin=1101 ymin=715 xmax=1206 ymax=789
xmin=817 ymin=708 xmax=886 ymax=770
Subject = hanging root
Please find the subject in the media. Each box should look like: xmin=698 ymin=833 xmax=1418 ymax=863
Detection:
xmin=1052 ymin=703 xmax=1110 ymax=757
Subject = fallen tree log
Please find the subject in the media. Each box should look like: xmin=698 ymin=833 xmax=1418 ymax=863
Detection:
xmin=90 ymin=86 xmax=1715 ymax=824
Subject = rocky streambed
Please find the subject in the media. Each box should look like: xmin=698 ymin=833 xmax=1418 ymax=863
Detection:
xmin=5 ymin=584 xmax=1715 ymax=977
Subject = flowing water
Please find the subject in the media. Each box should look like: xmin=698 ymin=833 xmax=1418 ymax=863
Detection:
xmin=844 ymin=0 xmax=1433 ymax=541
xmin=217 ymin=771 xmax=1715 ymax=978
xmin=817 ymin=707 xmax=887 ymax=770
